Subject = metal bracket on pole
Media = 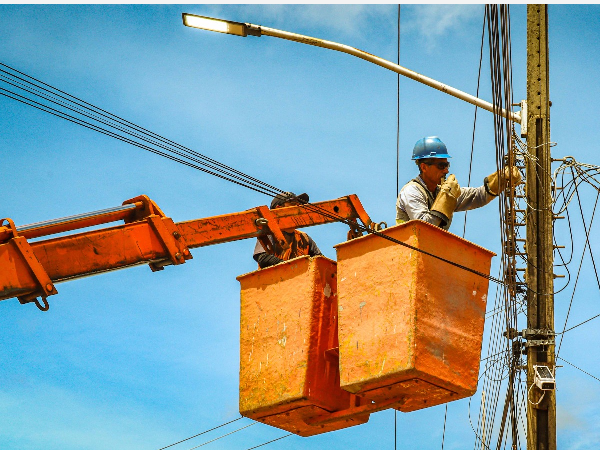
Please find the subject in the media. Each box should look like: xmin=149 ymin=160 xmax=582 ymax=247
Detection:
xmin=523 ymin=340 xmax=555 ymax=348
xmin=520 ymin=100 xmax=528 ymax=137
xmin=522 ymin=328 xmax=556 ymax=338
xmin=503 ymin=328 xmax=556 ymax=340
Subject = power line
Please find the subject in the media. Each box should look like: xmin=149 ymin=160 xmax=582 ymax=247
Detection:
xmin=157 ymin=417 xmax=243 ymax=450
xmin=462 ymin=8 xmax=487 ymax=239
xmin=0 ymin=85 xmax=278 ymax=197
xmin=0 ymin=61 xmax=508 ymax=288
xmin=556 ymin=188 xmax=600 ymax=356
xmin=186 ymin=422 xmax=256 ymax=450
xmin=441 ymin=404 xmax=448 ymax=450
xmin=476 ymin=6 xmax=523 ymax=450
xmin=556 ymin=356 xmax=600 ymax=383
xmin=559 ymin=312 xmax=600 ymax=335
xmin=396 ymin=4 xmax=401 ymax=201
xmin=0 ymin=64 xmax=282 ymax=198
xmin=395 ymin=10 xmax=401 ymax=448
xmin=395 ymin=409 xmax=397 ymax=450
xmin=244 ymin=433 xmax=292 ymax=450
xmin=572 ymin=169 xmax=600 ymax=293
xmin=0 ymin=63 xmax=280 ymax=194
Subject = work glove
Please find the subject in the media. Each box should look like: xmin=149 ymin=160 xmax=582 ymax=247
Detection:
xmin=485 ymin=167 xmax=522 ymax=196
xmin=431 ymin=174 xmax=461 ymax=223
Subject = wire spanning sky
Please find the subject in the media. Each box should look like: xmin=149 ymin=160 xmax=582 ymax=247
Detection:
xmin=1 ymin=4 xmax=599 ymax=450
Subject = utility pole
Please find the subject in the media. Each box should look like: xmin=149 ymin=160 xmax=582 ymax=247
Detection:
xmin=525 ymin=5 xmax=556 ymax=450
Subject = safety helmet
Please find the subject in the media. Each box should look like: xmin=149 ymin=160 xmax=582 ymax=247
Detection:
xmin=411 ymin=136 xmax=452 ymax=160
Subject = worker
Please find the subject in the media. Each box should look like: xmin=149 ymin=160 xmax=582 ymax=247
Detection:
xmin=396 ymin=136 xmax=521 ymax=230
xmin=253 ymin=192 xmax=323 ymax=268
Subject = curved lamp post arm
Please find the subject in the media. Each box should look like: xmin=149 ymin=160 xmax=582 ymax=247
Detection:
xmin=182 ymin=13 xmax=523 ymax=126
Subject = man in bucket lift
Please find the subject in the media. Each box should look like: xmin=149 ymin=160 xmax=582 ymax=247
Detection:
xmin=396 ymin=136 xmax=521 ymax=230
xmin=253 ymin=192 xmax=323 ymax=268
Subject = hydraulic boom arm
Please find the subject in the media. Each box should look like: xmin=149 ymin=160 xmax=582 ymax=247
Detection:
xmin=0 ymin=194 xmax=375 ymax=310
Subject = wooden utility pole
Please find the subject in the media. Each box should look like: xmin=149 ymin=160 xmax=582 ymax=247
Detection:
xmin=525 ymin=5 xmax=556 ymax=450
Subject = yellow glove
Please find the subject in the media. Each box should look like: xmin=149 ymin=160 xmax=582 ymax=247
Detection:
xmin=485 ymin=167 xmax=522 ymax=196
xmin=441 ymin=174 xmax=461 ymax=198
xmin=431 ymin=174 xmax=461 ymax=221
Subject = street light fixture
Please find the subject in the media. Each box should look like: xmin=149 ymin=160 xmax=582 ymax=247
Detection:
xmin=182 ymin=12 xmax=524 ymax=130
xmin=182 ymin=13 xmax=260 ymax=37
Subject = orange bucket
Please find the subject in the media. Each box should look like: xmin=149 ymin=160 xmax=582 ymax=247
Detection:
xmin=237 ymin=256 xmax=370 ymax=436
xmin=334 ymin=221 xmax=495 ymax=412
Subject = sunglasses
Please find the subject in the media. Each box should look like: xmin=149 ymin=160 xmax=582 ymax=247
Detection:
xmin=425 ymin=161 xmax=450 ymax=170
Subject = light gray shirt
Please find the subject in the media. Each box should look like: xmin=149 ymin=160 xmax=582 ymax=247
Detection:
xmin=396 ymin=175 xmax=493 ymax=230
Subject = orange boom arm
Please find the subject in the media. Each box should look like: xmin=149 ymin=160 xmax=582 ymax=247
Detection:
xmin=0 ymin=194 xmax=374 ymax=310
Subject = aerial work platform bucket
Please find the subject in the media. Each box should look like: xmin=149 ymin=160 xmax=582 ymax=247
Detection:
xmin=334 ymin=220 xmax=495 ymax=412
xmin=237 ymin=256 xmax=370 ymax=437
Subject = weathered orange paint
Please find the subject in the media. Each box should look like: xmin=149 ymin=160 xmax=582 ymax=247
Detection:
xmin=237 ymin=256 xmax=370 ymax=436
xmin=0 ymin=202 xmax=144 ymax=242
xmin=177 ymin=194 xmax=372 ymax=248
xmin=334 ymin=221 xmax=495 ymax=412
xmin=0 ymin=195 xmax=372 ymax=304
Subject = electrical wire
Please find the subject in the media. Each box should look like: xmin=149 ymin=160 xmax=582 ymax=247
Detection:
xmin=441 ymin=404 xmax=448 ymax=450
xmin=157 ymin=417 xmax=243 ymax=450
xmin=556 ymin=356 xmax=600 ymax=383
xmin=572 ymin=171 xmax=600 ymax=293
xmin=0 ymin=63 xmax=280 ymax=194
xmin=396 ymin=4 xmax=401 ymax=202
xmin=467 ymin=395 xmax=493 ymax=450
xmin=395 ymin=10 xmax=400 ymax=448
xmin=462 ymin=8 xmax=487 ymax=239
xmin=559 ymin=312 xmax=600 ymax=335
xmin=556 ymin=189 xmax=600 ymax=356
xmin=526 ymin=383 xmax=545 ymax=406
xmin=0 ymin=85 xmax=278 ymax=197
xmin=186 ymin=422 xmax=256 ymax=450
xmin=0 ymin=61 xmax=511 ymax=288
xmin=244 ymin=434 xmax=292 ymax=450
xmin=474 ymin=7 xmax=523 ymax=450
xmin=395 ymin=409 xmax=397 ymax=450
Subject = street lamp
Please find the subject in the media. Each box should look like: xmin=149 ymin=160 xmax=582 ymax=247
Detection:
xmin=182 ymin=13 xmax=260 ymax=37
xmin=182 ymin=13 xmax=524 ymax=130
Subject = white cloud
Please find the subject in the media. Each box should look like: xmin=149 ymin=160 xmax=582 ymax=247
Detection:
xmin=258 ymin=4 xmax=392 ymax=37
xmin=555 ymin=376 xmax=600 ymax=449
xmin=404 ymin=4 xmax=482 ymax=51
xmin=204 ymin=4 xmax=394 ymax=40
xmin=197 ymin=4 xmax=481 ymax=53
xmin=0 ymin=385 xmax=179 ymax=450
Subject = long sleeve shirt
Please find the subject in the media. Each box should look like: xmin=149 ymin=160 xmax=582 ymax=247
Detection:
xmin=396 ymin=175 xmax=493 ymax=230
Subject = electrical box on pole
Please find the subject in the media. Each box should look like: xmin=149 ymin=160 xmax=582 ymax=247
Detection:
xmin=526 ymin=5 xmax=556 ymax=450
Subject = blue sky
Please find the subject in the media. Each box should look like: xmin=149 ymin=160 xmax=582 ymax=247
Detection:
xmin=1 ymin=4 xmax=599 ymax=450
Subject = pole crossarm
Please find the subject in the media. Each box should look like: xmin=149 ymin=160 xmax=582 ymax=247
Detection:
xmin=254 ymin=25 xmax=521 ymax=123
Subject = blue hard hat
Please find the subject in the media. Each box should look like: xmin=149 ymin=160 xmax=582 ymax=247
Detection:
xmin=411 ymin=136 xmax=452 ymax=160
